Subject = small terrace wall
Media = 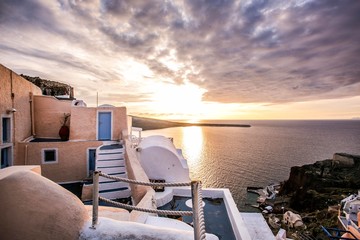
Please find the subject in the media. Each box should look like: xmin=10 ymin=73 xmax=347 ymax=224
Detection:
xmin=33 ymin=95 xmax=72 ymax=138
xmin=123 ymin=135 xmax=156 ymax=223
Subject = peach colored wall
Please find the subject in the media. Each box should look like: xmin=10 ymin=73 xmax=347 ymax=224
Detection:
xmin=70 ymin=106 xmax=128 ymax=141
xmin=17 ymin=141 xmax=102 ymax=182
xmin=33 ymin=95 xmax=72 ymax=138
xmin=113 ymin=106 xmax=128 ymax=139
xmin=0 ymin=65 xmax=13 ymax=114
xmin=0 ymin=64 xmax=42 ymax=165
xmin=69 ymin=107 xmax=97 ymax=140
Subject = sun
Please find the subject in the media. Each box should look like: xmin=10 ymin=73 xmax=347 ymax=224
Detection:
xmin=150 ymin=82 xmax=207 ymax=120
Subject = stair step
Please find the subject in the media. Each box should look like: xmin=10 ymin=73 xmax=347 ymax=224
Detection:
xmin=99 ymin=188 xmax=131 ymax=199
xmin=97 ymin=154 xmax=124 ymax=160
xmin=99 ymin=173 xmax=128 ymax=183
xmin=96 ymin=166 xmax=126 ymax=175
xmin=97 ymin=161 xmax=125 ymax=168
xmin=96 ymin=161 xmax=125 ymax=168
xmin=99 ymin=151 xmax=124 ymax=155
xmin=97 ymin=158 xmax=125 ymax=162
xmin=99 ymin=181 xmax=130 ymax=191
xmin=100 ymin=144 xmax=124 ymax=150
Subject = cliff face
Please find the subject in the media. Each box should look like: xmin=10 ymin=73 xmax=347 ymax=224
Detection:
xmin=21 ymin=74 xmax=74 ymax=98
xmin=279 ymin=153 xmax=360 ymax=212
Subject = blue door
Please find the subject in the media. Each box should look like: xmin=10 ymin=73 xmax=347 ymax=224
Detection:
xmin=1 ymin=147 xmax=11 ymax=169
xmin=88 ymin=149 xmax=96 ymax=176
xmin=98 ymin=112 xmax=111 ymax=140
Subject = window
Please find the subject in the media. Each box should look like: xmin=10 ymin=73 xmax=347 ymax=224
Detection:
xmin=2 ymin=117 xmax=11 ymax=143
xmin=42 ymin=148 xmax=58 ymax=164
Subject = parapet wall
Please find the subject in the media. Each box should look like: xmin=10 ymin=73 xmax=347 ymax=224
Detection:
xmin=124 ymin=137 xmax=156 ymax=222
xmin=33 ymin=95 xmax=72 ymax=138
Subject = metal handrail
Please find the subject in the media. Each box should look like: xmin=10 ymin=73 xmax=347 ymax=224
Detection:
xmin=91 ymin=171 xmax=207 ymax=240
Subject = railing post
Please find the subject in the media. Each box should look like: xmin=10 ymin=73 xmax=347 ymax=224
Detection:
xmin=91 ymin=171 xmax=100 ymax=229
xmin=191 ymin=180 xmax=204 ymax=240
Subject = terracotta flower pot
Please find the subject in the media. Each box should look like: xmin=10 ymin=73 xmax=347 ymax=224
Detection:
xmin=59 ymin=125 xmax=69 ymax=141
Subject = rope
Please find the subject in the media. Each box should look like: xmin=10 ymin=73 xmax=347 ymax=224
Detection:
xmin=99 ymin=172 xmax=191 ymax=187
xmin=196 ymin=182 xmax=207 ymax=240
xmin=95 ymin=171 xmax=206 ymax=239
xmin=99 ymin=197 xmax=193 ymax=216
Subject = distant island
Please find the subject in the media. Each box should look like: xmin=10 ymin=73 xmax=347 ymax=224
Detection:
xmin=131 ymin=116 xmax=251 ymax=131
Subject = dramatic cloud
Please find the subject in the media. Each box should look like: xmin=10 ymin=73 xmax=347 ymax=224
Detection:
xmin=0 ymin=0 xmax=359 ymax=118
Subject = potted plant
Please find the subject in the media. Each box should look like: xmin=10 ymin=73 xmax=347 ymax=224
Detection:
xmin=59 ymin=113 xmax=70 ymax=141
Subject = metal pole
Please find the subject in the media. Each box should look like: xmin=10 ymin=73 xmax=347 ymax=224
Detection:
xmin=96 ymin=92 xmax=98 ymax=107
xmin=91 ymin=171 xmax=100 ymax=229
xmin=191 ymin=180 xmax=201 ymax=240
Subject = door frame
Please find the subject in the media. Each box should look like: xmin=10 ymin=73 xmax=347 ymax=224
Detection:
xmin=96 ymin=110 xmax=113 ymax=140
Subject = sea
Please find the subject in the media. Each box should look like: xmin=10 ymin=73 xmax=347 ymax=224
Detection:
xmin=142 ymin=120 xmax=360 ymax=211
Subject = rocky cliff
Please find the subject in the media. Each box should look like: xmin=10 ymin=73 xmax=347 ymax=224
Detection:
xmin=268 ymin=153 xmax=360 ymax=238
xmin=21 ymin=74 xmax=74 ymax=98
xmin=280 ymin=153 xmax=360 ymax=212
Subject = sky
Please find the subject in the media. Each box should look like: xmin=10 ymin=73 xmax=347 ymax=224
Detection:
xmin=1 ymin=0 xmax=360 ymax=120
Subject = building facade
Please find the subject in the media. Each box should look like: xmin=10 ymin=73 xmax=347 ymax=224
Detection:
xmin=0 ymin=64 xmax=42 ymax=169
xmin=0 ymin=64 xmax=128 ymax=182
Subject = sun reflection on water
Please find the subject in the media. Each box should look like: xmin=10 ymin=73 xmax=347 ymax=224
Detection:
xmin=181 ymin=127 xmax=203 ymax=168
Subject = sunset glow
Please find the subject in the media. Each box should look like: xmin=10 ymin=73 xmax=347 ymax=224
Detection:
xmin=0 ymin=0 xmax=359 ymax=120
xmin=150 ymin=82 xmax=206 ymax=117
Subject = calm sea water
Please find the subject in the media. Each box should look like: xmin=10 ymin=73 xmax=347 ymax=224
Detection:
xmin=142 ymin=120 xmax=360 ymax=211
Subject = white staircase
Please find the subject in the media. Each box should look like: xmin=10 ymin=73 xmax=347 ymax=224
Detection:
xmin=96 ymin=143 xmax=131 ymax=200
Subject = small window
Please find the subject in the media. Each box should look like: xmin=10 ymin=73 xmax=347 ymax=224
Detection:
xmin=42 ymin=148 xmax=58 ymax=164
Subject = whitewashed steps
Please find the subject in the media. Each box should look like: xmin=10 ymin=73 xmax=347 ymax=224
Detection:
xmin=96 ymin=159 xmax=125 ymax=168
xmin=96 ymin=144 xmax=131 ymax=200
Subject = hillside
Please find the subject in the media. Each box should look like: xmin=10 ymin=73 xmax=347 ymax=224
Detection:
xmin=131 ymin=116 xmax=185 ymax=130
xmin=131 ymin=116 xmax=251 ymax=130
